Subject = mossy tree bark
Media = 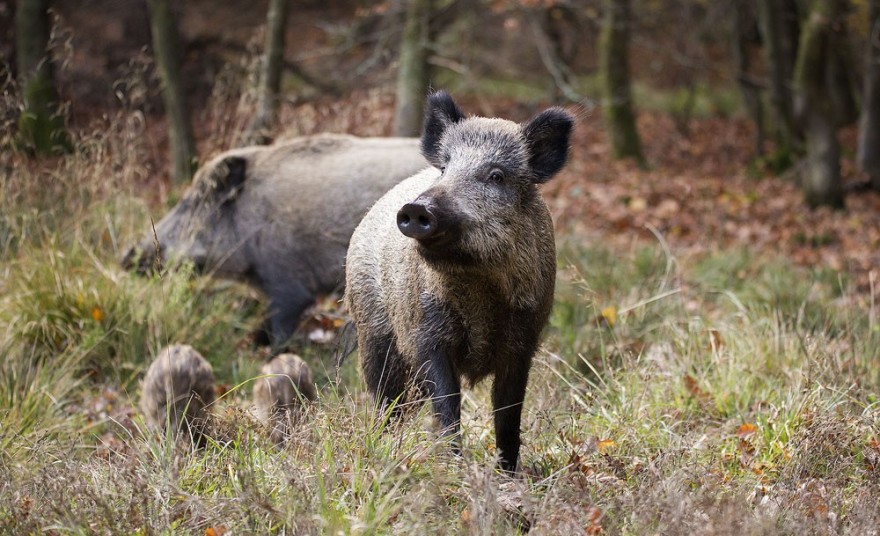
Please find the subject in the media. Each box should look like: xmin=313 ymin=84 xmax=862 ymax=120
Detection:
xmin=247 ymin=0 xmax=289 ymax=145
xmin=757 ymin=0 xmax=802 ymax=154
xmin=599 ymin=0 xmax=645 ymax=165
xmin=858 ymin=0 xmax=880 ymax=189
xmin=393 ymin=0 xmax=432 ymax=137
xmin=794 ymin=0 xmax=846 ymax=209
xmin=147 ymin=0 xmax=196 ymax=185
xmin=15 ymin=0 xmax=70 ymax=155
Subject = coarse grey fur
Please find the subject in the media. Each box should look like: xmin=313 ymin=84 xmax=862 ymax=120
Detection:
xmin=122 ymin=134 xmax=427 ymax=349
xmin=253 ymin=353 xmax=316 ymax=444
xmin=345 ymin=91 xmax=573 ymax=472
xmin=140 ymin=344 xmax=216 ymax=440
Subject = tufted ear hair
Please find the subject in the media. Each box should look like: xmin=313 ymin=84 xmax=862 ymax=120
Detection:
xmin=523 ymin=107 xmax=574 ymax=183
xmin=211 ymin=156 xmax=247 ymax=204
xmin=421 ymin=90 xmax=466 ymax=168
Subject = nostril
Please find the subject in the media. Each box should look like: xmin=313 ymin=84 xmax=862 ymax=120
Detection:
xmin=397 ymin=202 xmax=438 ymax=240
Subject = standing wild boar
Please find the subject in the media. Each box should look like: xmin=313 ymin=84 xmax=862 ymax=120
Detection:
xmin=140 ymin=344 xmax=216 ymax=440
xmin=122 ymin=134 xmax=427 ymax=349
xmin=345 ymin=91 xmax=573 ymax=472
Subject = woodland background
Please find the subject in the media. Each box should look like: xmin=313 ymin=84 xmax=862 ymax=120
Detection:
xmin=1 ymin=0 xmax=880 ymax=534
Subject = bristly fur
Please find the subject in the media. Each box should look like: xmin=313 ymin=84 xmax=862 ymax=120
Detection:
xmin=346 ymin=91 xmax=574 ymax=472
xmin=122 ymin=134 xmax=428 ymax=350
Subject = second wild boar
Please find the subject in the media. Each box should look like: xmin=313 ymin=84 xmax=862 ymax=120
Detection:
xmin=122 ymin=134 xmax=427 ymax=349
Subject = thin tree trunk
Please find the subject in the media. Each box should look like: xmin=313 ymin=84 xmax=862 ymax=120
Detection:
xmin=15 ymin=0 xmax=70 ymax=154
xmin=734 ymin=1 xmax=765 ymax=157
xmin=758 ymin=0 xmax=802 ymax=153
xmin=600 ymin=0 xmax=644 ymax=165
xmin=528 ymin=8 xmax=581 ymax=103
xmin=147 ymin=0 xmax=196 ymax=185
xmin=858 ymin=0 xmax=880 ymax=189
xmin=794 ymin=0 xmax=844 ymax=209
xmin=247 ymin=0 xmax=289 ymax=145
xmin=393 ymin=0 xmax=431 ymax=137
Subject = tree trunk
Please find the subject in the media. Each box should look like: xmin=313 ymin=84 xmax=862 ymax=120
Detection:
xmin=757 ymin=0 xmax=802 ymax=153
xmin=794 ymin=0 xmax=845 ymax=209
xmin=15 ymin=0 xmax=70 ymax=154
xmin=734 ymin=1 xmax=765 ymax=157
xmin=600 ymin=0 xmax=644 ymax=165
xmin=858 ymin=0 xmax=880 ymax=189
xmin=247 ymin=0 xmax=289 ymax=145
xmin=147 ymin=0 xmax=196 ymax=185
xmin=393 ymin=0 xmax=432 ymax=137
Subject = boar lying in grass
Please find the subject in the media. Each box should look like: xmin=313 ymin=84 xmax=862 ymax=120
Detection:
xmin=345 ymin=91 xmax=573 ymax=472
xmin=253 ymin=353 xmax=316 ymax=443
xmin=140 ymin=344 xmax=216 ymax=441
xmin=123 ymin=134 xmax=427 ymax=349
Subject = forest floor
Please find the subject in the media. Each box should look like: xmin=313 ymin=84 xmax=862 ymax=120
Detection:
xmin=3 ymin=2 xmax=880 ymax=528
xmin=1 ymin=86 xmax=879 ymax=534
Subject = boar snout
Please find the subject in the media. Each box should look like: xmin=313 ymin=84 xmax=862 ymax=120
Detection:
xmin=397 ymin=201 xmax=439 ymax=240
xmin=121 ymin=244 xmax=163 ymax=275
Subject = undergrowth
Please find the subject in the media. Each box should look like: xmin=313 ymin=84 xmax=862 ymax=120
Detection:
xmin=1 ymin=86 xmax=879 ymax=535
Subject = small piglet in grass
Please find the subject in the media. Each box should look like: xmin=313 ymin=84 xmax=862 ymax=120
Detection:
xmin=345 ymin=91 xmax=573 ymax=472
xmin=253 ymin=353 xmax=316 ymax=444
xmin=140 ymin=344 xmax=216 ymax=442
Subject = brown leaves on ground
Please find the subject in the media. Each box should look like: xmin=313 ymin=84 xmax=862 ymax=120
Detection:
xmin=545 ymin=112 xmax=880 ymax=297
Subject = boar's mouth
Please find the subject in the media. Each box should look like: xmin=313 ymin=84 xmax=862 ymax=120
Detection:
xmin=121 ymin=244 xmax=164 ymax=275
xmin=121 ymin=244 xmax=208 ymax=276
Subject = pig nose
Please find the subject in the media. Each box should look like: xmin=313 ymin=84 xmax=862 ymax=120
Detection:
xmin=121 ymin=244 xmax=163 ymax=275
xmin=120 ymin=246 xmax=139 ymax=271
xmin=397 ymin=202 xmax=439 ymax=240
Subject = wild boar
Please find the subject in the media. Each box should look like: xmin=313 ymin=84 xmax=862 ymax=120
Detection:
xmin=140 ymin=344 xmax=216 ymax=440
xmin=122 ymin=134 xmax=427 ymax=349
xmin=345 ymin=91 xmax=573 ymax=472
xmin=253 ymin=353 xmax=316 ymax=443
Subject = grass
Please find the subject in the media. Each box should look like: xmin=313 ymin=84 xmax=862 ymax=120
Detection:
xmin=2 ymin=94 xmax=879 ymax=535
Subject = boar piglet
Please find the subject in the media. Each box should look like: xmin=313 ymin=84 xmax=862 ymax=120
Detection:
xmin=140 ymin=344 xmax=216 ymax=442
xmin=345 ymin=91 xmax=573 ymax=472
xmin=122 ymin=135 xmax=427 ymax=349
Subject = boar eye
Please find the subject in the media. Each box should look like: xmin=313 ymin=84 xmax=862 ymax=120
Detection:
xmin=488 ymin=169 xmax=505 ymax=183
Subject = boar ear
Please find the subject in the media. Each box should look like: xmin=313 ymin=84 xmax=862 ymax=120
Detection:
xmin=213 ymin=156 xmax=247 ymax=203
xmin=523 ymin=107 xmax=574 ymax=183
xmin=421 ymin=90 xmax=465 ymax=167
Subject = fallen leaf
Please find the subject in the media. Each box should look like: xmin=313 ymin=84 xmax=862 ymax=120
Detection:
xmin=736 ymin=423 xmax=758 ymax=438
xmin=683 ymin=374 xmax=710 ymax=401
xmin=91 ymin=306 xmax=104 ymax=322
xmin=597 ymin=439 xmax=615 ymax=454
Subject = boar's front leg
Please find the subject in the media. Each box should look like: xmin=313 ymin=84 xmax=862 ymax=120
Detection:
xmin=493 ymin=313 xmax=541 ymax=473
xmin=492 ymin=359 xmax=530 ymax=473
xmin=416 ymin=341 xmax=462 ymax=452
xmin=416 ymin=299 xmax=463 ymax=452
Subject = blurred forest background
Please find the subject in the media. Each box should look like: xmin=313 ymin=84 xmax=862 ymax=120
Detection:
xmin=3 ymin=2 xmax=880 ymax=533
xmin=4 ymin=0 xmax=880 ymax=289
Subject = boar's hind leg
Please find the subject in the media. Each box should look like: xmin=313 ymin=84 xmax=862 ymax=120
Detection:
xmin=361 ymin=331 xmax=410 ymax=413
xmin=265 ymin=280 xmax=315 ymax=351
